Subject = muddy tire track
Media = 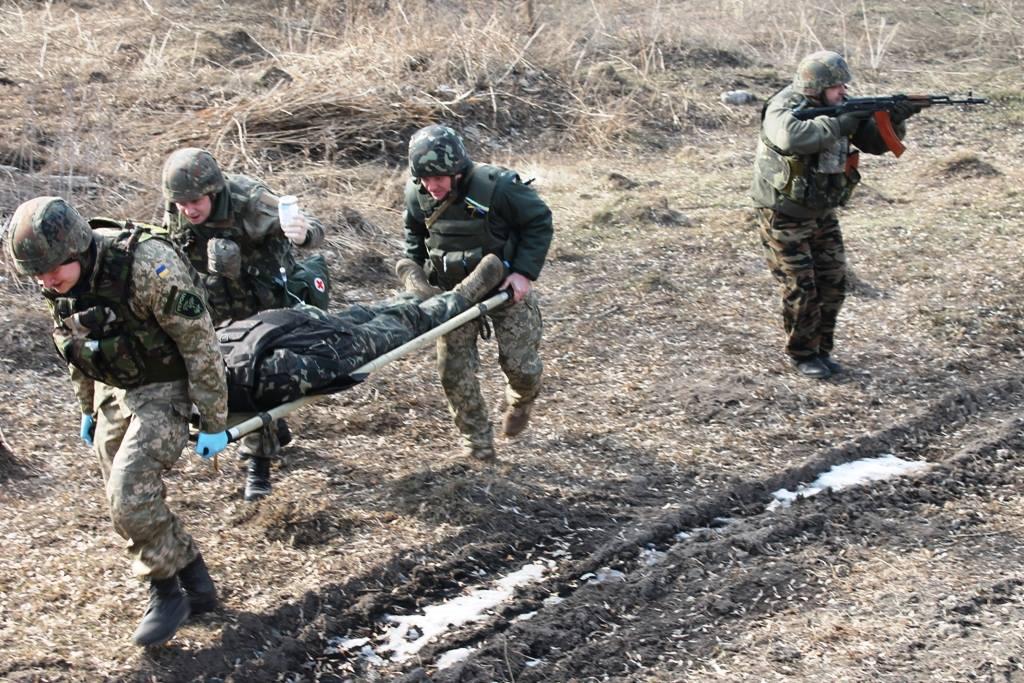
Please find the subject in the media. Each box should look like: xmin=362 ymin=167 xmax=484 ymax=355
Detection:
xmin=386 ymin=378 xmax=1024 ymax=681
xmin=46 ymin=376 xmax=1023 ymax=682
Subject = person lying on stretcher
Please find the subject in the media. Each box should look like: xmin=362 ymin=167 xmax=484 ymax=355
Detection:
xmin=219 ymin=255 xmax=506 ymax=412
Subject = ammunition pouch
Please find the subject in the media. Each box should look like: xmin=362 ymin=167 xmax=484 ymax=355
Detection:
xmin=206 ymin=238 xmax=242 ymax=279
xmin=761 ymin=141 xmax=861 ymax=210
xmin=426 ymin=246 xmax=484 ymax=290
xmin=55 ymin=327 xmax=187 ymax=387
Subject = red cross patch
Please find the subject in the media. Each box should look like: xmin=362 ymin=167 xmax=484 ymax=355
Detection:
xmin=314 ymin=277 xmax=326 ymax=292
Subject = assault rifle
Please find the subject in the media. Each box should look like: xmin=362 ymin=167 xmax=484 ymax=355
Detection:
xmin=793 ymin=93 xmax=988 ymax=157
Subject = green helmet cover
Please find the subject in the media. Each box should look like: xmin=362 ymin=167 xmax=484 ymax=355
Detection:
xmin=6 ymin=196 xmax=93 ymax=276
xmin=793 ymin=50 xmax=853 ymax=97
xmin=161 ymin=147 xmax=226 ymax=203
xmin=408 ymin=125 xmax=470 ymax=178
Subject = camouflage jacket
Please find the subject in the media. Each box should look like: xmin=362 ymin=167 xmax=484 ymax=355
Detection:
xmin=751 ymin=85 xmax=905 ymax=218
xmin=403 ymin=162 xmax=553 ymax=289
xmin=50 ymin=226 xmax=228 ymax=432
xmin=164 ymin=173 xmax=326 ymax=323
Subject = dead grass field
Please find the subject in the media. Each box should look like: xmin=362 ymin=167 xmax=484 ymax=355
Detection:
xmin=1 ymin=0 xmax=1023 ymax=681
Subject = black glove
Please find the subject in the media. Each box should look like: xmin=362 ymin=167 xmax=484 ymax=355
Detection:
xmin=837 ymin=110 xmax=871 ymax=136
xmin=890 ymin=101 xmax=923 ymax=123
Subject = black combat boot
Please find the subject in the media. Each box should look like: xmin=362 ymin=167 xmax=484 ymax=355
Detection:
xmin=277 ymin=419 xmax=292 ymax=448
xmin=131 ymin=575 xmax=190 ymax=647
xmin=178 ymin=553 xmax=218 ymax=615
xmin=792 ymin=356 xmax=832 ymax=379
xmin=244 ymin=456 xmax=272 ymax=502
xmin=818 ymin=354 xmax=842 ymax=374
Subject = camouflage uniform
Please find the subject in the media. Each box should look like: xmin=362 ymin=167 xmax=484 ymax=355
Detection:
xmin=403 ymin=125 xmax=552 ymax=453
xmin=220 ymin=293 xmax=471 ymax=411
xmin=27 ymin=214 xmax=226 ymax=580
xmin=751 ymin=51 xmax=907 ymax=368
xmin=163 ymin=150 xmax=327 ymax=463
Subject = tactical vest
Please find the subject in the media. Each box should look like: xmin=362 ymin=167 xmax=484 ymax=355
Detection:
xmin=218 ymin=308 xmax=356 ymax=412
xmin=416 ymin=164 xmax=515 ymax=289
xmin=167 ymin=174 xmax=297 ymax=323
xmin=46 ymin=221 xmax=188 ymax=389
xmin=758 ymin=89 xmax=861 ymax=210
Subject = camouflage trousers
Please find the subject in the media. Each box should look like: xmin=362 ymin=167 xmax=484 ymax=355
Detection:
xmin=93 ymin=380 xmax=198 ymax=580
xmin=756 ymin=208 xmax=846 ymax=360
xmin=238 ymin=420 xmax=282 ymax=461
xmin=436 ymin=290 xmax=543 ymax=449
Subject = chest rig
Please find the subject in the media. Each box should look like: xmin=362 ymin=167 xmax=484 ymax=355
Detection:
xmin=417 ymin=164 xmax=515 ymax=290
xmin=759 ymin=89 xmax=861 ymax=210
xmin=167 ymin=174 xmax=296 ymax=323
xmin=46 ymin=222 xmax=188 ymax=388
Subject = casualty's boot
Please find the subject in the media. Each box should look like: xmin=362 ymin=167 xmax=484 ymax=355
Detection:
xmin=502 ymin=402 xmax=534 ymax=438
xmin=178 ymin=553 xmax=218 ymax=615
xmin=244 ymin=456 xmax=272 ymax=502
xmin=453 ymin=254 xmax=506 ymax=303
xmin=131 ymin=575 xmax=190 ymax=647
xmin=395 ymin=258 xmax=437 ymax=300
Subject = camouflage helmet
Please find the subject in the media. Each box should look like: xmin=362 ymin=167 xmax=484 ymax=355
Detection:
xmin=161 ymin=147 xmax=226 ymax=203
xmin=792 ymin=50 xmax=853 ymax=97
xmin=5 ymin=196 xmax=93 ymax=276
xmin=408 ymin=124 xmax=470 ymax=178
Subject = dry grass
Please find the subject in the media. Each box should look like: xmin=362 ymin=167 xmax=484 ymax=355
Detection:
xmin=1 ymin=0 xmax=1016 ymax=229
xmin=0 ymin=1 xmax=1023 ymax=680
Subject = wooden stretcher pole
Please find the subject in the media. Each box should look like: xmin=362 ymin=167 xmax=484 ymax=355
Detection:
xmin=224 ymin=289 xmax=511 ymax=443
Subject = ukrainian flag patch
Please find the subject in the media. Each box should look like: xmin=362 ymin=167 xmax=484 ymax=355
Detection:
xmin=155 ymin=263 xmax=170 ymax=278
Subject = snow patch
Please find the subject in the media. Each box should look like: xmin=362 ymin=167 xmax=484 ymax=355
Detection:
xmin=768 ymin=454 xmax=931 ymax=510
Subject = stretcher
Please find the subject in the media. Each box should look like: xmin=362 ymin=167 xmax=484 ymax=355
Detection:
xmin=222 ymin=289 xmax=510 ymax=443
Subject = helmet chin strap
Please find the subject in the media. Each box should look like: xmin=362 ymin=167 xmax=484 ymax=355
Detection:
xmin=74 ymin=238 xmax=99 ymax=286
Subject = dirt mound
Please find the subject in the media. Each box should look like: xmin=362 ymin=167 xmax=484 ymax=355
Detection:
xmin=591 ymin=196 xmax=692 ymax=229
xmin=0 ymin=296 xmax=63 ymax=373
xmin=935 ymin=152 xmax=1002 ymax=179
xmin=254 ymin=499 xmax=358 ymax=548
xmin=0 ymin=424 xmax=30 ymax=481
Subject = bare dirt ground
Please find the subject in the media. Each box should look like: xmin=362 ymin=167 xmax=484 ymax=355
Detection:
xmin=1 ymin=1 xmax=1023 ymax=681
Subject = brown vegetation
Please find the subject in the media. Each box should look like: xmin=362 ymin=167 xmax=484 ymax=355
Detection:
xmin=1 ymin=0 xmax=1022 ymax=681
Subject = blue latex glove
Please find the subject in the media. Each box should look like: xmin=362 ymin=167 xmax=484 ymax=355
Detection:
xmin=195 ymin=431 xmax=229 ymax=459
xmin=80 ymin=413 xmax=96 ymax=447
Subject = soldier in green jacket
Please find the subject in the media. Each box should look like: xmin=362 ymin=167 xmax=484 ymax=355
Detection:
xmin=6 ymin=196 xmax=230 ymax=647
xmin=161 ymin=147 xmax=330 ymax=500
xmin=403 ymin=124 xmax=552 ymax=461
xmin=751 ymin=51 xmax=920 ymax=378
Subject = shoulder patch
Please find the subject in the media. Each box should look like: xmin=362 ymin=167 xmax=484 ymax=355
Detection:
xmin=172 ymin=290 xmax=206 ymax=319
xmin=155 ymin=263 xmax=170 ymax=279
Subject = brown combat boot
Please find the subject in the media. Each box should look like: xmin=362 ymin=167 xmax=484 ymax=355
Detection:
xmin=395 ymin=259 xmax=437 ymax=300
xmin=463 ymin=443 xmax=497 ymax=462
xmin=502 ymin=403 xmax=534 ymax=438
xmin=454 ymin=254 xmax=506 ymax=303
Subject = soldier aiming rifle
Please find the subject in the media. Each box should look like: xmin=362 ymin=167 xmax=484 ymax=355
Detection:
xmin=751 ymin=50 xmax=987 ymax=379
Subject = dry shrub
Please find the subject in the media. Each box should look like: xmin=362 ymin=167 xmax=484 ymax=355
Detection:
xmin=936 ymin=152 xmax=1002 ymax=179
xmin=0 ymin=0 xmax=1019 ymax=234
